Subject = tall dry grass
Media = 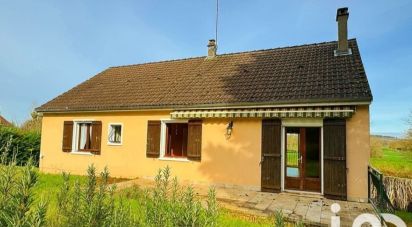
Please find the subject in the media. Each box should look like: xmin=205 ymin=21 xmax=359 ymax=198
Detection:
xmin=384 ymin=176 xmax=412 ymax=211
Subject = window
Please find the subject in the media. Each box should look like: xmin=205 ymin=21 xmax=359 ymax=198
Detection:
xmin=146 ymin=119 xmax=202 ymax=161
xmin=108 ymin=124 xmax=122 ymax=145
xmin=62 ymin=121 xmax=102 ymax=154
xmin=165 ymin=123 xmax=188 ymax=157
xmin=77 ymin=122 xmax=93 ymax=151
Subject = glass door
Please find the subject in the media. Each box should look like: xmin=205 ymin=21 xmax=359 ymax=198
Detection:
xmin=302 ymin=127 xmax=321 ymax=192
xmin=284 ymin=127 xmax=321 ymax=192
xmin=285 ymin=127 xmax=303 ymax=190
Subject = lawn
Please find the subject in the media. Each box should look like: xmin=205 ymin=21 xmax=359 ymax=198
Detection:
xmin=34 ymin=171 xmax=273 ymax=226
xmin=370 ymin=147 xmax=412 ymax=178
xmin=369 ymin=147 xmax=412 ymax=226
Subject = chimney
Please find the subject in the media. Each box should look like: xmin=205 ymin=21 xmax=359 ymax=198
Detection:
xmin=335 ymin=7 xmax=352 ymax=56
xmin=206 ymin=39 xmax=217 ymax=59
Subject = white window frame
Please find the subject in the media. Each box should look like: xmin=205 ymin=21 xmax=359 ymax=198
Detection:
xmin=108 ymin=123 xmax=123 ymax=146
xmin=71 ymin=120 xmax=94 ymax=155
xmin=159 ymin=119 xmax=190 ymax=162
xmin=281 ymin=118 xmax=324 ymax=195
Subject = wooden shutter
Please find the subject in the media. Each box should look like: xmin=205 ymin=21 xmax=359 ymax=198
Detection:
xmin=146 ymin=121 xmax=161 ymax=157
xmin=187 ymin=120 xmax=202 ymax=161
xmin=62 ymin=121 xmax=73 ymax=152
xmin=323 ymin=118 xmax=347 ymax=200
xmin=90 ymin=121 xmax=102 ymax=155
xmin=261 ymin=119 xmax=281 ymax=192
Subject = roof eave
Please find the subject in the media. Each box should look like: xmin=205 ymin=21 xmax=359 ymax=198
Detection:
xmin=35 ymin=98 xmax=372 ymax=114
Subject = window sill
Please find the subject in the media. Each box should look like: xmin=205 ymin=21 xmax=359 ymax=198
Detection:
xmin=158 ymin=157 xmax=190 ymax=162
xmin=108 ymin=142 xmax=122 ymax=146
xmin=70 ymin=151 xmax=94 ymax=156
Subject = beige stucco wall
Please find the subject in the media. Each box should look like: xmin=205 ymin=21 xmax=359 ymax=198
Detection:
xmin=39 ymin=105 xmax=370 ymax=201
xmin=346 ymin=105 xmax=370 ymax=202
xmin=39 ymin=111 xmax=262 ymax=188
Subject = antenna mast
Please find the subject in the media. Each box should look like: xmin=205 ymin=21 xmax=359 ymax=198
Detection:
xmin=215 ymin=0 xmax=219 ymax=44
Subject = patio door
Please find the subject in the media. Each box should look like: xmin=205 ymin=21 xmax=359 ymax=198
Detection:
xmin=284 ymin=127 xmax=321 ymax=192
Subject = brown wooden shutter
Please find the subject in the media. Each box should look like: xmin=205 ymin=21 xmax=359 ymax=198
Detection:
xmin=62 ymin=121 xmax=73 ymax=152
xmin=261 ymin=119 xmax=281 ymax=192
xmin=323 ymin=118 xmax=347 ymax=200
xmin=187 ymin=120 xmax=202 ymax=161
xmin=90 ymin=121 xmax=102 ymax=155
xmin=146 ymin=121 xmax=161 ymax=157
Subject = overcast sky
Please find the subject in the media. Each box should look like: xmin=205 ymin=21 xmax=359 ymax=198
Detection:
xmin=0 ymin=0 xmax=411 ymax=136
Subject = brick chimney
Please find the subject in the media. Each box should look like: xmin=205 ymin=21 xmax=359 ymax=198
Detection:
xmin=335 ymin=7 xmax=352 ymax=56
xmin=206 ymin=39 xmax=217 ymax=59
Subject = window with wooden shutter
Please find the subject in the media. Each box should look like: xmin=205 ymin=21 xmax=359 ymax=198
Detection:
xmin=187 ymin=120 xmax=202 ymax=161
xmin=323 ymin=118 xmax=347 ymax=200
xmin=62 ymin=121 xmax=73 ymax=152
xmin=90 ymin=121 xmax=102 ymax=155
xmin=146 ymin=121 xmax=161 ymax=157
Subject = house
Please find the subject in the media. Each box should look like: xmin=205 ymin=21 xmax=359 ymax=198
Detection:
xmin=36 ymin=8 xmax=372 ymax=202
xmin=0 ymin=115 xmax=11 ymax=126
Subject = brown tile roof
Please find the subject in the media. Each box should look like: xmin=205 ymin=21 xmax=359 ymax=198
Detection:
xmin=36 ymin=39 xmax=372 ymax=112
xmin=0 ymin=115 xmax=11 ymax=126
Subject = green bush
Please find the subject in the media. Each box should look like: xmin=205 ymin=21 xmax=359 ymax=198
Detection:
xmin=53 ymin=165 xmax=140 ymax=227
xmin=142 ymin=166 xmax=219 ymax=227
xmin=53 ymin=165 xmax=218 ymax=227
xmin=0 ymin=151 xmax=219 ymax=226
xmin=0 ymin=153 xmax=47 ymax=226
xmin=0 ymin=125 xmax=40 ymax=166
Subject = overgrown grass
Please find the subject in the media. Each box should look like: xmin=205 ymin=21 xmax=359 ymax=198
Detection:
xmin=31 ymin=169 xmax=271 ymax=226
xmin=370 ymin=147 xmax=412 ymax=178
xmin=218 ymin=209 xmax=273 ymax=227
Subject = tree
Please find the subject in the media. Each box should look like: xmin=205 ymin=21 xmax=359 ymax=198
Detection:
xmin=20 ymin=111 xmax=42 ymax=133
xmin=402 ymin=110 xmax=412 ymax=151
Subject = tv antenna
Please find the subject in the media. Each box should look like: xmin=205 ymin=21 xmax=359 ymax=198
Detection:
xmin=215 ymin=0 xmax=219 ymax=44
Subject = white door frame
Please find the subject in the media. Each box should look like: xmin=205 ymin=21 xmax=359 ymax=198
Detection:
xmin=280 ymin=118 xmax=324 ymax=195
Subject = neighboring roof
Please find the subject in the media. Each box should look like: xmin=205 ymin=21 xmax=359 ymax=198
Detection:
xmin=36 ymin=39 xmax=372 ymax=113
xmin=0 ymin=115 xmax=11 ymax=126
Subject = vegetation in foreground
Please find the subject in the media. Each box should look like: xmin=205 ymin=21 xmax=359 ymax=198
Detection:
xmin=0 ymin=156 xmax=278 ymax=226
xmin=1 ymin=159 xmax=309 ymax=227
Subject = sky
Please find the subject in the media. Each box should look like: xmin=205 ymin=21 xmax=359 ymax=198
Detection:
xmin=0 ymin=0 xmax=411 ymax=137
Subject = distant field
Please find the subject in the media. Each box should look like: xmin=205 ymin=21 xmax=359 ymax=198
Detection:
xmin=370 ymin=147 xmax=412 ymax=179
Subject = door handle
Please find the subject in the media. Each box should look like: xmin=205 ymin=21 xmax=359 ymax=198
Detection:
xmin=259 ymin=156 xmax=264 ymax=165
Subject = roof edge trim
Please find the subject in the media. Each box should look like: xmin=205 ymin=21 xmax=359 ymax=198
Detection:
xmin=36 ymin=101 xmax=371 ymax=114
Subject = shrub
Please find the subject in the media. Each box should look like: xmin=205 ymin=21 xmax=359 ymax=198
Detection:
xmin=0 ymin=145 xmax=47 ymax=227
xmin=273 ymin=209 xmax=285 ymax=227
xmin=142 ymin=166 xmax=219 ymax=227
xmin=53 ymin=165 xmax=140 ymax=227
xmin=0 ymin=125 xmax=40 ymax=166
xmin=273 ymin=209 xmax=304 ymax=227
xmin=20 ymin=111 xmax=42 ymax=134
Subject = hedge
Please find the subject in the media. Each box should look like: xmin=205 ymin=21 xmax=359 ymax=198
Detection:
xmin=0 ymin=125 xmax=41 ymax=166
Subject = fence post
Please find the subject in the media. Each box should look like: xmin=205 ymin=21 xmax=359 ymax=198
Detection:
xmin=379 ymin=173 xmax=384 ymax=209
xmin=367 ymin=166 xmax=370 ymax=201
